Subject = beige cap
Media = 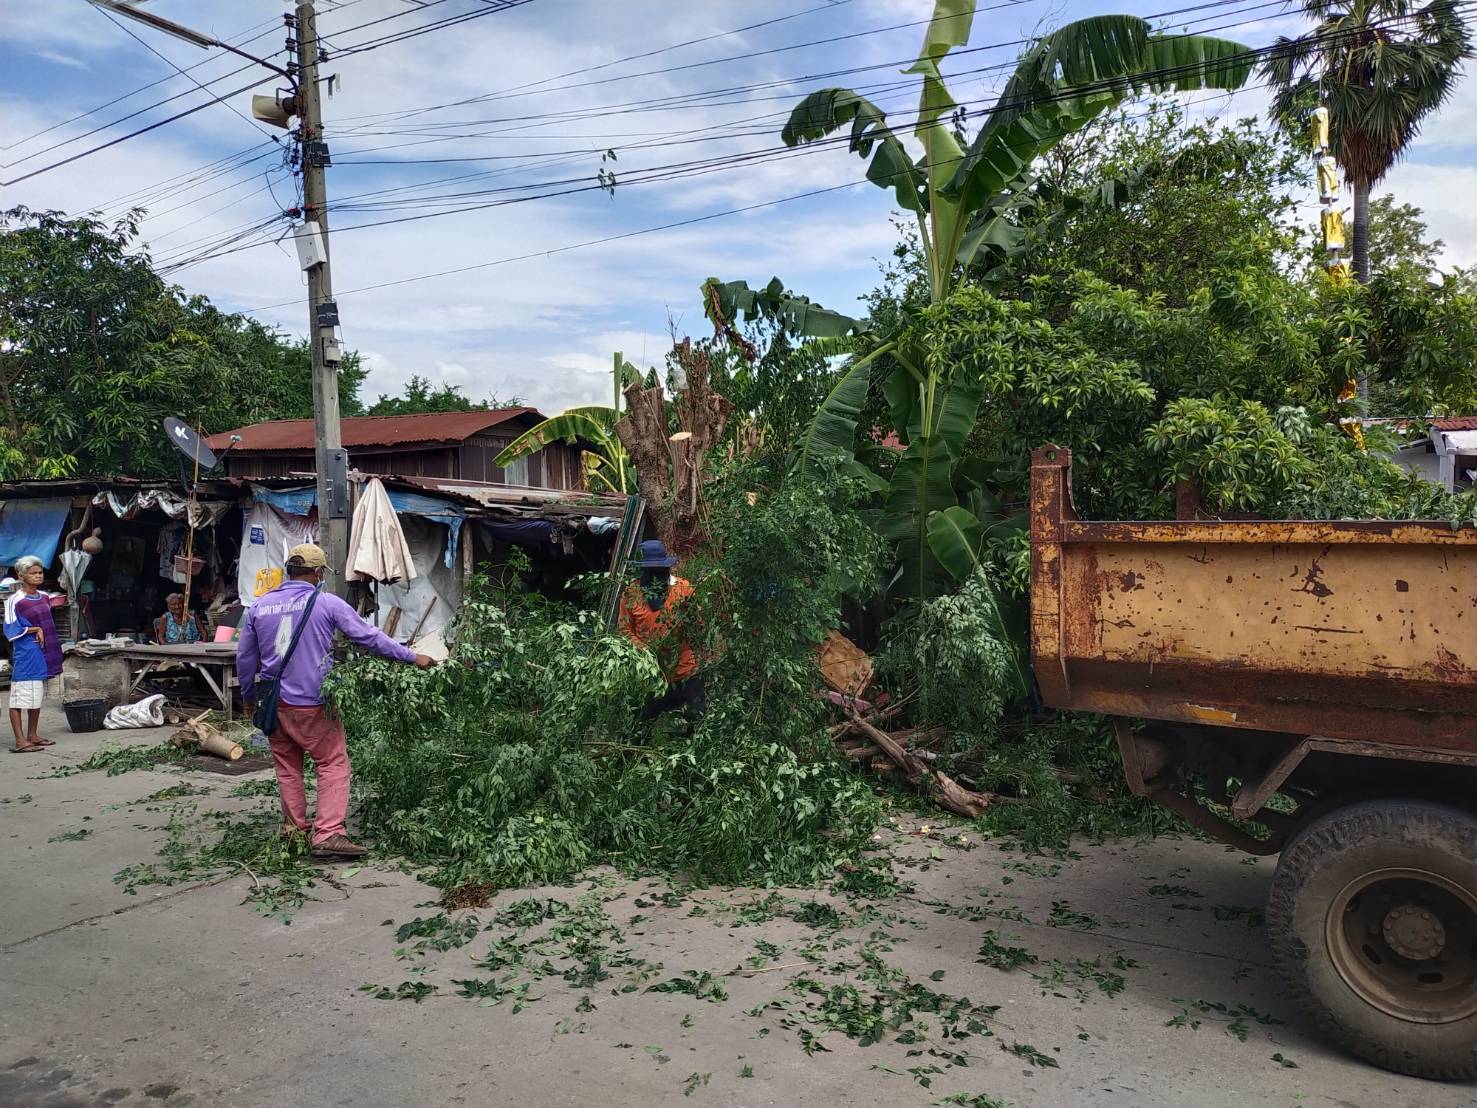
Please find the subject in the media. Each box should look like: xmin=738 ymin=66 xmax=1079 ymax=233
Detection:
xmin=286 ymin=543 xmax=327 ymax=570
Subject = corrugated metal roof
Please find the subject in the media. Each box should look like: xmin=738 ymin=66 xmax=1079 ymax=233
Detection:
xmin=1430 ymin=416 xmax=1477 ymax=431
xmin=205 ymin=408 xmax=539 ymax=453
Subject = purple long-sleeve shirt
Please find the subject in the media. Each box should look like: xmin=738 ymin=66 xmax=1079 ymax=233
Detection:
xmin=236 ymin=580 xmax=416 ymax=706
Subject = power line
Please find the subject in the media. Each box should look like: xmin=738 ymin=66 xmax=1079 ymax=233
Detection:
xmin=331 ymin=0 xmax=1276 ymax=132
xmin=170 ymin=68 xmax=1265 ymax=279
xmin=93 ymin=6 xmax=280 ymax=143
xmin=177 ymin=0 xmax=1446 ymax=285
xmin=329 ymin=0 xmax=541 ymax=57
xmin=0 ymin=19 xmax=283 ymax=153
xmin=0 ymin=75 xmax=280 ymax=188
xmin=321 ymin=0 xmax=1294 ymax=151
xmin=146 ymin=3 xmax=1317 ymax=270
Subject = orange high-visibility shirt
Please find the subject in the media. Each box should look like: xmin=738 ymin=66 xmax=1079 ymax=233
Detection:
xmin=618 ymin=576 xmax=698 ymax=682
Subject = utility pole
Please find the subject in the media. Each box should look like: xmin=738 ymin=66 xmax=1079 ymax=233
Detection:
xmin=83 ymin=0 xmax=350 ymax=592
xmin=294 ymin=1 xmax=350 ymax=596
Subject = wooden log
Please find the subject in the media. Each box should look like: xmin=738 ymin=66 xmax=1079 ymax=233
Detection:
xmin=841 ymin=744 xmax=881 ymax=761
xmin=846 ymin=711 xmax=993 ymax=818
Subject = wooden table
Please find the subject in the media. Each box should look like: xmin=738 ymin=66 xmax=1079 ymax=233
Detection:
xmin=118 ymin=643 xmax=240 ymax=721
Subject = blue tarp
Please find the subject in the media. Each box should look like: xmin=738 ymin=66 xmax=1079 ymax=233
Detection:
xmin=250 ymin=484 xmax=465 ymax=568
xmin=386 ymin=490 xmax=464 ymax=567
xmin=252 ymin=485 xmax=317 ymax=517
xmin=0 ymin=498 xmax=72 ymax=570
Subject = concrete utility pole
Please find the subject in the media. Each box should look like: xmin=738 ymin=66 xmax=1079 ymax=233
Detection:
xmin=295 ymin=1 xmax=350 ymax=596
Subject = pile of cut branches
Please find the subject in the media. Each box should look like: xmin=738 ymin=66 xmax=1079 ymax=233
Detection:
xmin=329 ymin=462 xmax=888 ymax=890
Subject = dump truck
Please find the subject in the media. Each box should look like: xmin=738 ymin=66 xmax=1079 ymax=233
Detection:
xmin=1028 ymin=444 xmax=1477 ymax=1080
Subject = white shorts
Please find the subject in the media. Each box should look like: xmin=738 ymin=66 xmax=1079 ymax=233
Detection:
xmin=9 ymin=680 xmax=46 ymax=709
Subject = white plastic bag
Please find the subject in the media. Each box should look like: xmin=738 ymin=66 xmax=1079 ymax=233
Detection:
xmin=103 ymin=693 xmax=168 ymax=730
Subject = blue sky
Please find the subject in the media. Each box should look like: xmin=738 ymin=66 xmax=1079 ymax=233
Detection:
xmin=5 ymin=0 xmax=1475 ymax=415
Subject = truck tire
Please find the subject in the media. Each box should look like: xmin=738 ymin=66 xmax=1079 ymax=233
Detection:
xmin=1268 ymin=798 xmax=1477 ymax=1079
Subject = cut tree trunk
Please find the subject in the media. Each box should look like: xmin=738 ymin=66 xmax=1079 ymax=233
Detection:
xmin=615 ymin=379 xmax=677 ymax=548
xmin=613 ymin=339 xmax=734 ymax=556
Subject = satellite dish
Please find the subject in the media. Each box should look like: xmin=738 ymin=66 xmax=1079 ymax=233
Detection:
xmin=163 ymin=417 xmax=218 ymax=470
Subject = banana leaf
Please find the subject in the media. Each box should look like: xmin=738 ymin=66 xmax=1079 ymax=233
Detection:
xmin=795 ymin=341 xmax=893 ymax=479
xmin=882 ymin=376 xmax=985 ymax=603
xmin=493 ymin=406 xmax=621 ymax=467
xmin=782 ymin=89 xmax=927 ymax=214
xmin=704 ymin=277 xmax=860 ymax=339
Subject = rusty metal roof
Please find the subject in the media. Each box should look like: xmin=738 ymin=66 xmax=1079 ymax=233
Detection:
xmin=205 ymin=408 xmax=540 ymax=453
xmin=1430 ymin=417 xmax=1477 ymax=431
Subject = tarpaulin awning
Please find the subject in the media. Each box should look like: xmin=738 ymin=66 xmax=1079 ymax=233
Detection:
xmin=252 ymin=484 xmax=317 ymax=517
xmin=93 ymin=488 xmax=232 ymax=528
xmin=0 ymin=498 xmax=71 ymax=570
xmin=253 ymin=483 xmax=464 ymax=567
xmin=387 ymin=489 xmax=463 ymax=567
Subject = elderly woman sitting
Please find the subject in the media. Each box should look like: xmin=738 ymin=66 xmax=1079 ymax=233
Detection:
xmin=154 ymin=593 xmax=207 ymax=645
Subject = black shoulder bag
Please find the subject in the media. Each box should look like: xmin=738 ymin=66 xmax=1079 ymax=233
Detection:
xmin=251 ymin=586 xmax=322 ymax=734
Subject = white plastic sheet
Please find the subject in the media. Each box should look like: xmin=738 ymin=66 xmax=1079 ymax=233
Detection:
xmin=103 ymin=693 xmax=167 ymax=730
xmin=373 ymin=516 xmax=462 ymax=645
xmin=237 ymin=502 xmax=318 ymax=606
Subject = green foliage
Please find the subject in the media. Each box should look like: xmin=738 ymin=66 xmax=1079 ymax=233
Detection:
xmin=0 ymin=206 xmax=366 ymax=477
xmin=995 ymin=103 xmax=1306 ymax=302
xmin=495 ymin=402 xmax=632 ymax=494
xmin=1366 ymin=195 xmax=1446 ymax=282
xmin=975 ymin=931 xmax=1037 ymax=972
xmin=784 ymin=5 xmax=1251 ymax=303
xmin=330 ymin=464 xmax=884 ymax=889
xmin=114 ymin=804 xmax=320 ymax=922
xmin=367 ymin=374 xmax=517 ymax=416
xmin=1262 ymin=0 xmax=1471 ymax=193
xmin=899 ymin=565 xmax=1027 ymax=735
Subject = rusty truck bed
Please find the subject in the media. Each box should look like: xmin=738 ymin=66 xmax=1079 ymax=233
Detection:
xmin=1029 ymin=445 xmax=1477 ymax=753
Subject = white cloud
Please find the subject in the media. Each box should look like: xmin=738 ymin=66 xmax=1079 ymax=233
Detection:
xmin=1379 ymin=164 xmax=1477 ymax=269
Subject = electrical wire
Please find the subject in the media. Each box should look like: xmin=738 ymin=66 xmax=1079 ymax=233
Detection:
xmin=178 ymin=0 xmax=1451 ymax=286
xmin=332 ymin=0 xmax=1284 ymax=132
xmin=0 ymin=75 xmax=281 ymax=188
xmin=165 ymin=71 xmax=1262 ymax=279
xmin=93 ymin=6 xmax=280 ymax=142
xmin=0 ymin=19 xmax=283 ymax=153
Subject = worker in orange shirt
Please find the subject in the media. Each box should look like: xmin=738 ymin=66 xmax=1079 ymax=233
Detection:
xmin=618 ymin=538 xmax=705 ymax=720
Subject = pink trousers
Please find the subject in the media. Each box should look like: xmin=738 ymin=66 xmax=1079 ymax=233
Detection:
xmin=269 ymin=703 xmax=351 ymax=846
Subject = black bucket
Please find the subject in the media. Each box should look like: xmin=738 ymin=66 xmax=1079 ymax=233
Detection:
xmin=63 ymin=698 xmax=108 ymax=733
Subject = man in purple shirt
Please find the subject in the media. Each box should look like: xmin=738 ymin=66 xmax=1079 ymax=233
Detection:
xmin=237 ymin=543 xmax=435 ymax=858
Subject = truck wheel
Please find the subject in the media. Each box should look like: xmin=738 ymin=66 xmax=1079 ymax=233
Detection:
xmin=1268 ymin=798 xmax=1477 ymax=1079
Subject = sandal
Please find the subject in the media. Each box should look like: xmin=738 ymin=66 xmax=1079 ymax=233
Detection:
xmin=31 ymin=738 xmax=54 ymax=747
xmin=9 ymin=745 xmax=42 ymax=754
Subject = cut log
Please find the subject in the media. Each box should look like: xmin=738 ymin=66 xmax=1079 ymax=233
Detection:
xmin=846 ymin=711 xmax=994 ymax=818
xmin=170 ymin=715 xmax=243 ymax=761
xmin=841 ymin=744 xmax=881 ymax=761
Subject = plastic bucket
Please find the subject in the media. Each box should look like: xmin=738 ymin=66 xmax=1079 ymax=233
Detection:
xmin=62 ymin=698 xmax=108 ymax=733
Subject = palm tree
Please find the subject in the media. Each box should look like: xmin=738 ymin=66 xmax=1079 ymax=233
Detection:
xmin=1262 ymin=0 xmax=1471 ymax=283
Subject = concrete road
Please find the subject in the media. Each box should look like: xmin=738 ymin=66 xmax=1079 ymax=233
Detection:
xmin=1 ymin=708 xmax=1471 ymax=1108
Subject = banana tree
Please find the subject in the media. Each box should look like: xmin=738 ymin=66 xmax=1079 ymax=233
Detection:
xmin=494 ymin=354 xmax=640 ymax=494
xmin=786 ymin=0 xmax=1253 ymax=599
